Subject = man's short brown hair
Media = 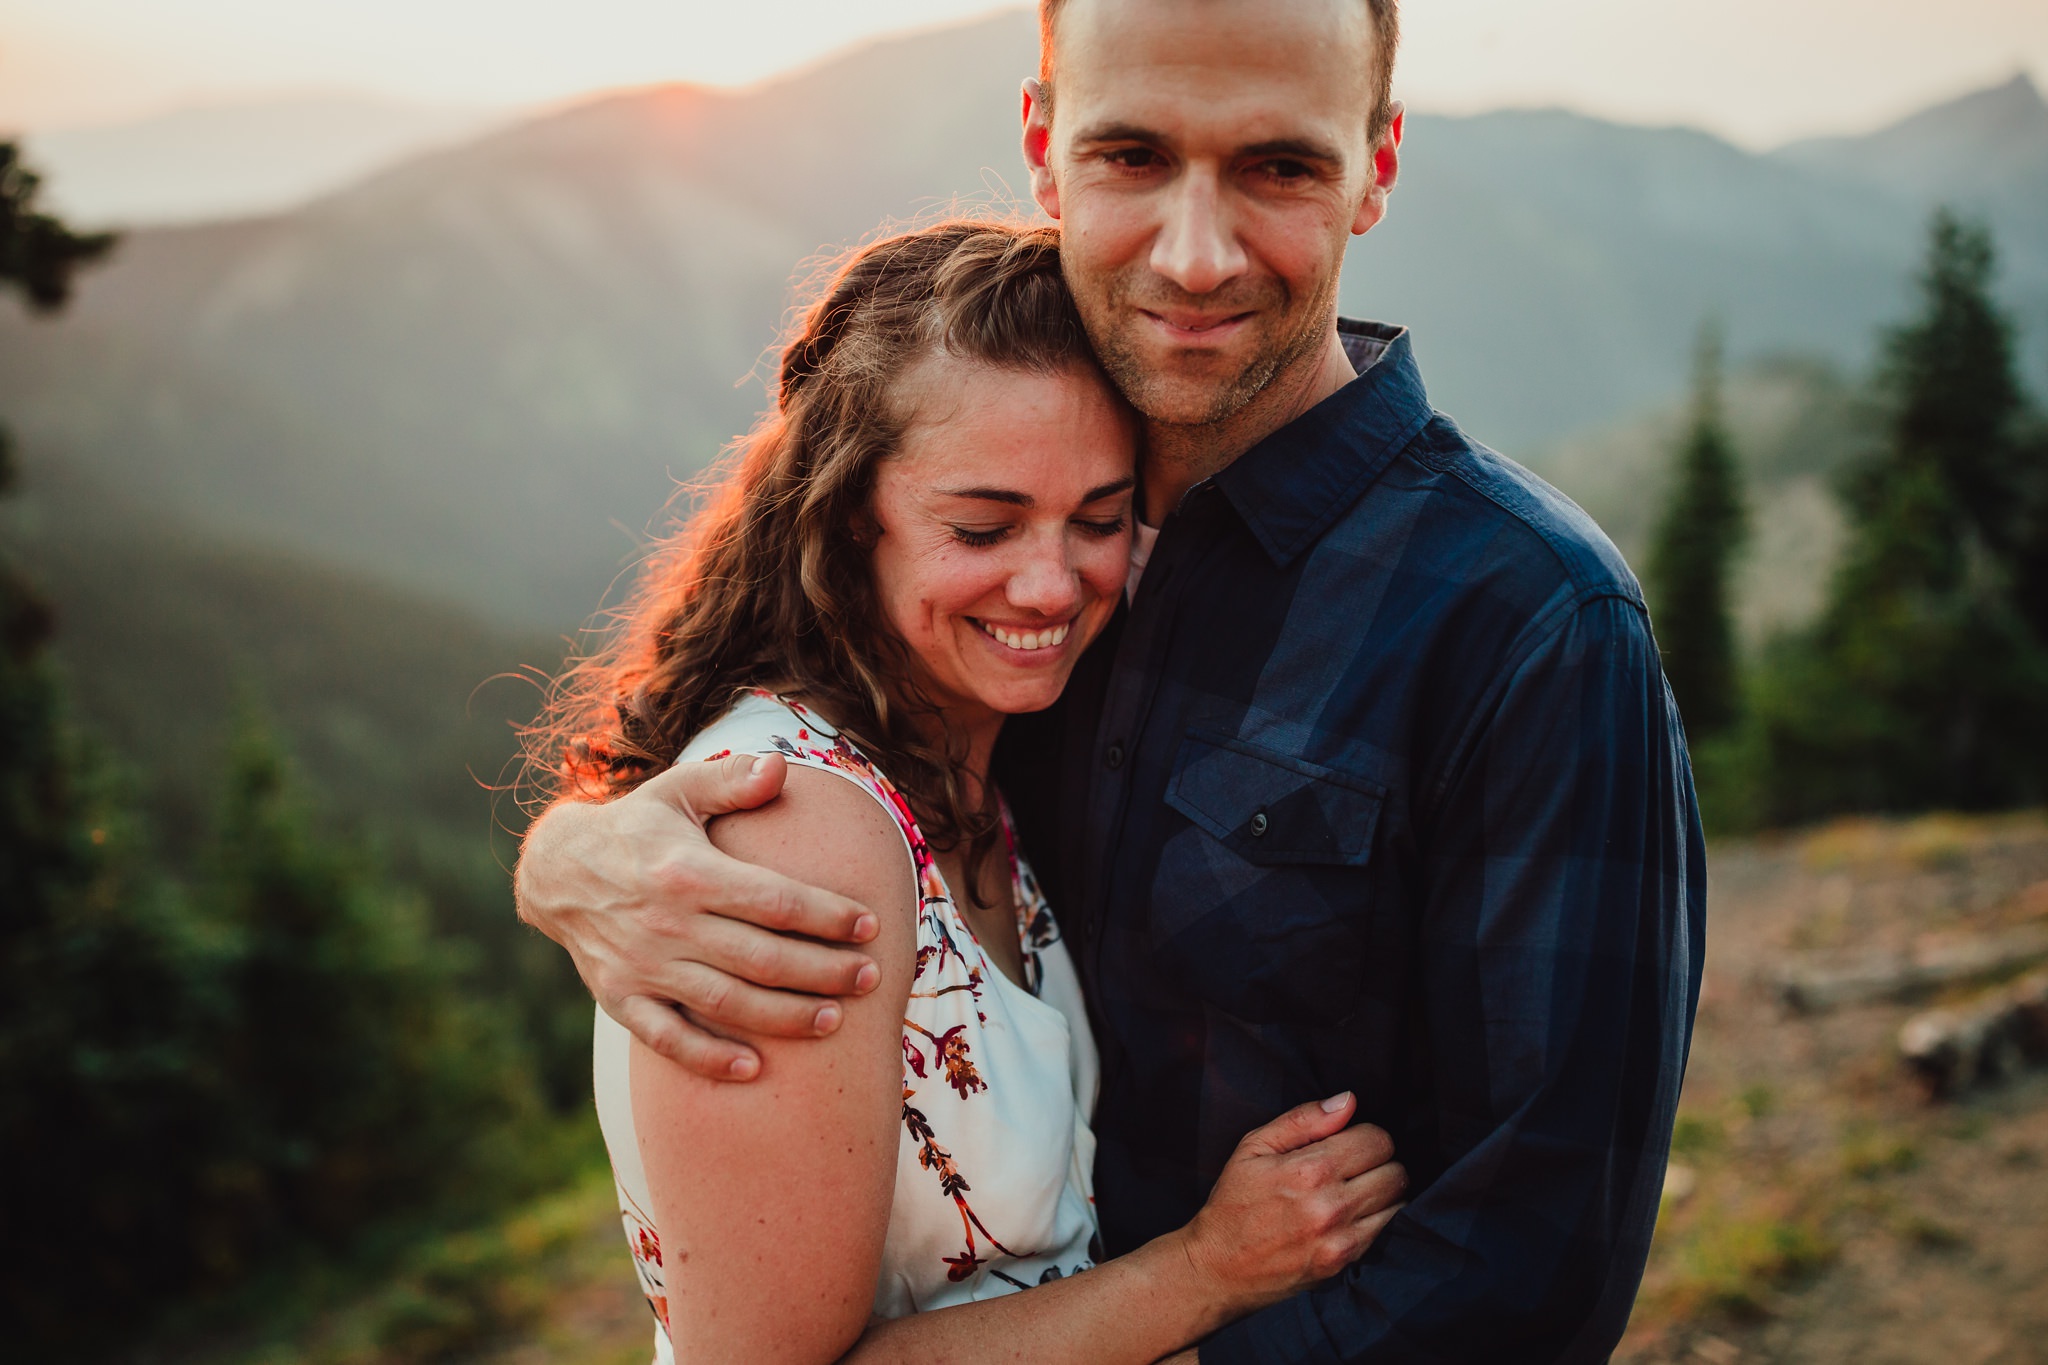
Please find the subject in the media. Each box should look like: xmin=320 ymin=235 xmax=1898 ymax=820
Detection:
xmin=1037 ymin=0 xmax=1401 ymax=144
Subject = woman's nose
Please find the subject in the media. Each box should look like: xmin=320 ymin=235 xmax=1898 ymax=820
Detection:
xmin=1006 ymin=542 xmax=1082 ymax=617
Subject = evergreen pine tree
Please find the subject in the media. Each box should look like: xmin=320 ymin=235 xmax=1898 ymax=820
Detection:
xmin=1648 ymin=323 xmax=1748 ymax=737
xmin=0 ymin=148 xmax=545 ymax=1348
xmin=0 ymin=142 xmax=116 ymax=928
xmin=1755 ymin=211 xmax=2048 ymax=820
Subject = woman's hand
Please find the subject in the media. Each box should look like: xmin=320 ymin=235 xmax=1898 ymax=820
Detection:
xmin=1170 ymin=1093 xmax=1407 ymax=1320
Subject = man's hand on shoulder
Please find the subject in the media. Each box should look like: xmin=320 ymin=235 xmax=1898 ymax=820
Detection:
xmin=514 ymin=751 xmax=883 ymax=1080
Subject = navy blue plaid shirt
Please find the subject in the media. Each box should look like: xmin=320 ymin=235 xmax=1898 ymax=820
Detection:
xmin=995 ymin=320 xmax=1706 ymax=1364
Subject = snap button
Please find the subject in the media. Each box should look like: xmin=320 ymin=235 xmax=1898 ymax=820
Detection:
xmin=1105 ymin=742 xmax=1125 ymax=770
xmin=1249 ymin=810 xmax=1270 ymax=838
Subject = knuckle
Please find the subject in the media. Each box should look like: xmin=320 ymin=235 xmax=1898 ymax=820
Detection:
xmin=765 ymin=886 xmax=807 ymax=931
xmin=648 ymin=849 xmax=703 ymax=902
xmin=737 ymin=933 xmax=784 ymax=978
xmin=694 ymin=974 xmax=734 ymax=1017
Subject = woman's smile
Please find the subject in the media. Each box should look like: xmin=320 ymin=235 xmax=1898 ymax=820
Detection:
xmin=970 ymin=616 xmax=1075 ymax=654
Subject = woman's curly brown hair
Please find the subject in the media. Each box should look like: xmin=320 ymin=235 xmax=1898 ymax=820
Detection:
xmin=523 ymin=219 xmax=1098 ymax=898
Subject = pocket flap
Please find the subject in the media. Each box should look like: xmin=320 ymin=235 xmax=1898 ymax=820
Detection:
xmin=1163 ymin=731 xmax=1385 ymax=866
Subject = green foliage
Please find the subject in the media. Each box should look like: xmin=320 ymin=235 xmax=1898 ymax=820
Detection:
xmin=1669 ymin=1111 xmax=1728 ymax=1160
xmin=0 ymin=710 xmax=557 ymax=1353
xmin=1649 ymin=323 xmax=1749 ymax=737
xmin=1747 ymin=211 xmax=2048 ymax=824
xmin=0 ymin=142 xmax=115 ymax=311
xmin=0 ymin=147 xmax=581 ymax=1358
xmin=1677 ymin=1212 xmax=1835 ymax=1318
xmin=10 ymin=485 xmax=594 ymax=1110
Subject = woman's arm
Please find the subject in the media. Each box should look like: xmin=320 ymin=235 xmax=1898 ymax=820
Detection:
xmin=631 ymin=765 xmax=920 ymax=1363
xmin=632 ymin=765 xmax=1408 ymax=1365
xmin=842 ymin=1095 xmax=1407 ymax=1364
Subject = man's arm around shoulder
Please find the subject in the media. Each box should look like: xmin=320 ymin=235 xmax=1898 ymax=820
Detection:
xmin=514 ymin=751 xmax=885 ymax=1081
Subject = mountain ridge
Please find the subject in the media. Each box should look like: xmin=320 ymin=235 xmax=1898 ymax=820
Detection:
xmin=4 ymin=10 xmax=2041 ymax=633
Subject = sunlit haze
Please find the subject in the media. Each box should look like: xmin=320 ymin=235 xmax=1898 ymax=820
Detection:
xmin=5 ymin=0 xmax=2047 ymax=147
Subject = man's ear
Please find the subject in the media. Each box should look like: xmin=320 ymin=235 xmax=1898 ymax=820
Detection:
xmin=1021 ymin=78 xmax=1062 ymax=222
xmin=1351 ymin=100 xmax=1404 ymax=237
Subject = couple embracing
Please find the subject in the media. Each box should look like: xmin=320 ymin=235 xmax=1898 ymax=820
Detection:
xmin=517 ymin=1 xmax=1705 ymax=1361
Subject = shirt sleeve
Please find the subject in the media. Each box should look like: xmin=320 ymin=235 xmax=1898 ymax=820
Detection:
xmin=1203 ymin=591 xmax=1708 ymax=1365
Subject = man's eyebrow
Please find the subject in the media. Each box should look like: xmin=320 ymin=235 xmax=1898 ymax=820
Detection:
xmin=1240 ymin=137 xmax=1345 ymax=165
xmin=1069 ymin=123 xmax=1344 ymax=166
xmin=938 ymin=486 xmax=1033 ymax=507
xmin=1083 ymin=476 xmax=1137 ymax=503
xmin=1070 ymin=120 xmax=1166 ymax=147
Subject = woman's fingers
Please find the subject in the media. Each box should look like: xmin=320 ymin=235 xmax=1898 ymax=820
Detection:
xmin=1234 ymin=1092 xmax=1356 ymax=1158
xmin=615 ymin=993 xmax=763 ymax=1081
xmin=1297 ymin=1120 xmax=1396 ymax=1179
xmin=1341 ymin=1159 xmax=1409 ymax=1220
xmin=1349 ymin=1203 xmax=1404 ymax=1255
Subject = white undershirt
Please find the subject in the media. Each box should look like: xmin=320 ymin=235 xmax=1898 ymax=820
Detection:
xmin=1125 ymin=520 xmax=1160 ymax=603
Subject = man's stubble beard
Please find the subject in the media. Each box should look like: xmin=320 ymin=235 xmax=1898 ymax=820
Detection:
xmin=1077 ymin=258 xmax=1344 ymax=432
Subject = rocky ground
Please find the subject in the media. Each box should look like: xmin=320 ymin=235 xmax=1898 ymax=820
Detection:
xmin=1620 ymin=812 xmax=2048 ymax=1365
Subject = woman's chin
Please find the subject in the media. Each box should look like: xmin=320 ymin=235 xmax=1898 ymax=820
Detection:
xmin=966 ymin=674 xmax=1072 ymax=717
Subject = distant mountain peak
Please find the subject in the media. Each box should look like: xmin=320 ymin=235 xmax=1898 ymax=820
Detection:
xmin=1878 ymin=69 xmax=2047 ymax=140
xmin=1773 ymin=70 xmax=2048 ymax=202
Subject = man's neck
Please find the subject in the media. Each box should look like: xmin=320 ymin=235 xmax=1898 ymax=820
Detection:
xmin=1140 ymin=327 xmax=1359 ymax=525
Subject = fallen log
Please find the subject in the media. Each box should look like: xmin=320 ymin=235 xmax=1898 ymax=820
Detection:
xmin=1774 ymin=921 xmax=2048 ymax=1013
xmin=1897 ymin=971 xmax=2048 ymax=1099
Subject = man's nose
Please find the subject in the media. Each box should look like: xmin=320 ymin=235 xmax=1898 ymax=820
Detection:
xmin=1150 ymin=166 xmax=1248 ymax=298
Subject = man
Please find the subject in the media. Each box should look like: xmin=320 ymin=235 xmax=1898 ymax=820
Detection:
xmin=517 ymin=0 xmax=1706 ymax=1359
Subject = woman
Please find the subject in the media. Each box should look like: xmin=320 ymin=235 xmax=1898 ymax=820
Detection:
xmin=536 ymin=222 xmax=1402 ymax=1363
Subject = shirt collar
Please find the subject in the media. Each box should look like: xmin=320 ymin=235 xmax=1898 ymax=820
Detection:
xmin=1210 ymin=318 xmax=1434 ymax=568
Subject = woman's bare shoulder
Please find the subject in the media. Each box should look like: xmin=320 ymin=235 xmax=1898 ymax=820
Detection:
xmin=705 ymin=758 xmax=916 ymax=916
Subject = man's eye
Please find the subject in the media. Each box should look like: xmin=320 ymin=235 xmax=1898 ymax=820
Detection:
xmin=951 ymin=526 xmax=1010 ymax=548
xmin=1260 ymin=159 xmax=1313 ymax=181
xmin=1104 ymin=148 xmax=1160 ymax=171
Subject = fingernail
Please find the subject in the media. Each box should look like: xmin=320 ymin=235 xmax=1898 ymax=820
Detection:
xmin=1321 ymin=1091 xmax=1353 ymax=1114
xmin=728 ymin=1055 xmax=759 ymax=1080
xmin=853 ymin=913 xmax=879 ymax=942
xmin=814 ymin=1002 xmax=842 ymax=1032
xmin=750 ymin=757 xmax=768 ymax=777
xmin=854 ymin=962 xmax=881 ymax=992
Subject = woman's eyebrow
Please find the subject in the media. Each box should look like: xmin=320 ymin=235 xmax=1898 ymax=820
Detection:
xmin=937 ymin=476 xmax=1134 ymax=508
xmin=938 ymin=486 xmax=1033 ymax=506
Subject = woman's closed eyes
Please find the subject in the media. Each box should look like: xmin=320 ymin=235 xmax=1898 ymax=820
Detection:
xmin=949 ymin=515 xmax=1129 ymax=549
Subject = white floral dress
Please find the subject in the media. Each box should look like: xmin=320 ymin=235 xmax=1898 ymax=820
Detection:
xmin=592 ymin=692 xmax=1101 ymax=1363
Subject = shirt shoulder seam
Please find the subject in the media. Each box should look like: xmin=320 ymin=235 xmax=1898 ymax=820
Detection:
xmin=1403 ymin=418 xmax=1645 ymax=606
xmin=1419 ymin=584 xmax=1652 ymax=820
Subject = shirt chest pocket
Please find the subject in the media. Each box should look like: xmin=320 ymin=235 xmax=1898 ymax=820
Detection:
xmin=1149 ymin=732 xmax=1386 ymax=1025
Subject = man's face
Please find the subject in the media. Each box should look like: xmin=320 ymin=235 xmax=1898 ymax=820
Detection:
xmin=1024 ymin=0 xmax=1400 ymax=427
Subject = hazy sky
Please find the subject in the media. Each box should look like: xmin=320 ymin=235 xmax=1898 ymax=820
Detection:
xmin=6 ymin=0 xmax=2047 ymax=147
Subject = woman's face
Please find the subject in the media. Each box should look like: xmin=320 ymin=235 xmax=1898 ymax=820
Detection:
xmin=868 ymin=355 xmax=1137 ymax=731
